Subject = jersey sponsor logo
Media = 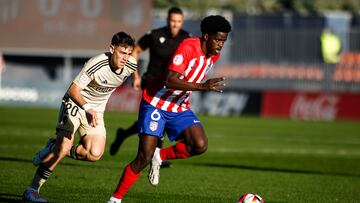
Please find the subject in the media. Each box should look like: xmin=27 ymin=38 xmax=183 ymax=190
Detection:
xmin=94 ymin=86 xmax=114 ymax=93
xmin=173 ymin=54 xmax=184 ymax=66
xmin=149 ymin=121 xmax=158 ymax=131
xmin=159 ymin=36 xmax=166 ymax=43
xmin=80 ymin=73 xmax=90 ymax=84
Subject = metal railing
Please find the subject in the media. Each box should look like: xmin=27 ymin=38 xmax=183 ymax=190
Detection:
xmin=223 ymin=28 xmax=360 ymax=92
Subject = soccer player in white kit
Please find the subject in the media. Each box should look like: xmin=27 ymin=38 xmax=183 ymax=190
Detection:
xmin=22 ymin=32 xmax=137 ymax=202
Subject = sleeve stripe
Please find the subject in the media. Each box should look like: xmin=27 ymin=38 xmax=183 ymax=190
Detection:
xmin=87 ymin=61 xmax=108 ymax=76
xmin=125 ymin=62 xmax=137 ymax=71
xmin=86 ymin=60 xmax=108 ymax=75
xmin=88 ymin=64 xmax=107 ymax=75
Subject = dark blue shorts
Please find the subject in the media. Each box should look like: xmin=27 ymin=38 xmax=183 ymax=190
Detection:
xmin=138 ymin=100 xmax=202 ymax=141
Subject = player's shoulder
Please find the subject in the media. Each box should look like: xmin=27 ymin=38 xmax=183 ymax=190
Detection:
xmin=124 ymin=55 xmax=137 ymax=73
xmin=149 ymin=27 xmax=167 ymax=36
xmin=175 ymin=38 xmax=200 ymax=59
xmin=181 ymin=37 xmax=200 ymax=47
xmin=179 ymin=29 xmax=190 ymax=37
xmin=84 ymin=52 xmax=109 ymax=70
xmin=88 ymin=52 xmax=109 ymax=63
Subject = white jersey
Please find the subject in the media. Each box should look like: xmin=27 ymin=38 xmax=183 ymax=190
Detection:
xmin=69 ymin=52 xmax=137 ymax=113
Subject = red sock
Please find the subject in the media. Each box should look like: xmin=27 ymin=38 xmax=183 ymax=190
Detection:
xmin=112 ymin=164 xmax=141 ymax=199
xmin=160 ymin=141 xmax=190 ymax=161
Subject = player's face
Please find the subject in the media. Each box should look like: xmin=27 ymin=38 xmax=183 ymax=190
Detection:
xmin=109 ymin=45 xmax=133 ymax=69
xmin=167 ymin=13 xmax=184 ymax=37
xmin=206 ymin=32 xmax=228 ymax=55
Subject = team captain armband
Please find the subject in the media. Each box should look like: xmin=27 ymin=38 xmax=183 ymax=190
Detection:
xmin=124 ymin=56 xmax=137 ymax=72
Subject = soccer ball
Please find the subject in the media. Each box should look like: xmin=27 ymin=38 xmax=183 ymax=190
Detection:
xmin=238 ymin=193 xmax=264 ymax=203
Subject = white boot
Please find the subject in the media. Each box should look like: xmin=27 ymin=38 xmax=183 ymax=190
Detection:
xmin=148 ymin=147 xmax=162 ymax=186
xmin=107 ymin=196 xmax=121 ymax=203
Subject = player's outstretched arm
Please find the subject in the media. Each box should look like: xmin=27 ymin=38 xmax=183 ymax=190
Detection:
xmin=132 ymin=69 xmax=141 ymax=91
xmin=67 ymin=83 xmax=98 ymax=127
xmin=131 ymin=44 xmax=145 ymax=90
xmin=166 ymin=70 xmax=225 ymax=92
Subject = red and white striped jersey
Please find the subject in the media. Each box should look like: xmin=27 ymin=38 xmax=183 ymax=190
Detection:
xmin=143 ymin=37 xmax=220 ymax=112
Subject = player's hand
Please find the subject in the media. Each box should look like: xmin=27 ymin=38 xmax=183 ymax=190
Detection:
xmin=132 ymin=77 xmax=141 ymax=91
xmin=85 ymin=109 xmax=98 ymax=127
xmin=203 ymin=77 xmax=226 ymax=92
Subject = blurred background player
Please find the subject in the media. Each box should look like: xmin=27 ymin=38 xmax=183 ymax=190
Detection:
xmin=109 ymin=7 xmax=190 ymax=161
xmin=320 ymin=28 xmax=341 ymax=64
xmin=107 ymin=15 xmax=231 ymax=203
xmin=22 ymin=32 xmax=137 ymax=202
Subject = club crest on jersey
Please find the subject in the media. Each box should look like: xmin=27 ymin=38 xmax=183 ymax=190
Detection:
xmin=80 ymin=73 xmax=90 ymax=84
xmin=159 ymin=37 xmax=166 ymax=43
xmin=149 ymin=121 xmax=158 ymax=131
xmin=173 ymin=54 xmax=183 ymax=66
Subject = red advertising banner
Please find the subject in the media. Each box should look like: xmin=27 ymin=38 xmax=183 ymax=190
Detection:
xmin=262 ymin=91 xmax=360 ymax=120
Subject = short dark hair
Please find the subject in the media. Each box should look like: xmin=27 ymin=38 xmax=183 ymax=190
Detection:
xmin=111 ymin=32 xmax=135 ymax=47
xmin=200 ymin=15 xmax=232 ymax=35
xmin=168 ymin=7 xmax=183 ymax=16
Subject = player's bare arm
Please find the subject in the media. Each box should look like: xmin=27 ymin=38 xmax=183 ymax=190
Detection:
xmin=67 ymin=82 xmax=98 ymax=127
xmin=131 ymin=44 xmax=145 ymax=90
xmin=132 ymin=70 xmax=142 ymax=90
xmin=166 ymin=70 xmax=225 ymax=92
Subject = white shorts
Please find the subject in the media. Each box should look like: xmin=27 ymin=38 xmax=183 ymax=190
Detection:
xmin=56 ymin=95 xmax=106 ymax=138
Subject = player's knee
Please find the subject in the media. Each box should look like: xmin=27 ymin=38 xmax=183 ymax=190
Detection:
xmin=194 ymin=144 xmax=208 ymax=155
xmin=88 ymin=148 xmax=103 ymax=162
xmin=131 ymin=153 xmax=151 ymax=172
xmin=143 ymin=153 xmax=153 ymax=164
xmin=54 ymin=130 xmax=73 ymax=157
xmin=54 ymin=143 xmax=72 ymax=158
xmin=193 ymin=138 xmax=208 ymax=155
xmin=137 ymin=152 xmax=153 ymax=166
xmin=87 ymin=155 xmax=101 ymax=162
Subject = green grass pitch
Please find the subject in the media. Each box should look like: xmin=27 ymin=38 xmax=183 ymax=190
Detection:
xmin=0 ymin=106 xmax=360 ymax=202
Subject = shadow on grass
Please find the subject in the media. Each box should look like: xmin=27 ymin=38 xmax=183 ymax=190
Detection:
xmin=0 ymin=193 xmax=56 ymax=203
xmin=0 ymin=193 xmax=24 ymax=203
xmin=0 ymin=156 xmax=113 ymax=168
xmin=192 ymin=162 xmax=360 ymax=178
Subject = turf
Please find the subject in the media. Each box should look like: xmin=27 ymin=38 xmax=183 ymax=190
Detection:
xmin=0 ymin=106 xmax=360 ymax=203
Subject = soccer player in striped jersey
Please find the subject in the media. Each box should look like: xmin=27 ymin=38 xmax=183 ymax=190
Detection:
xmin=107 ymin=15 xmax=231 ymax=203
xmin=22 ymin=32 xmax=137 ymax=202
xmin=110 ymin=7 xmax=190 ymax=162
